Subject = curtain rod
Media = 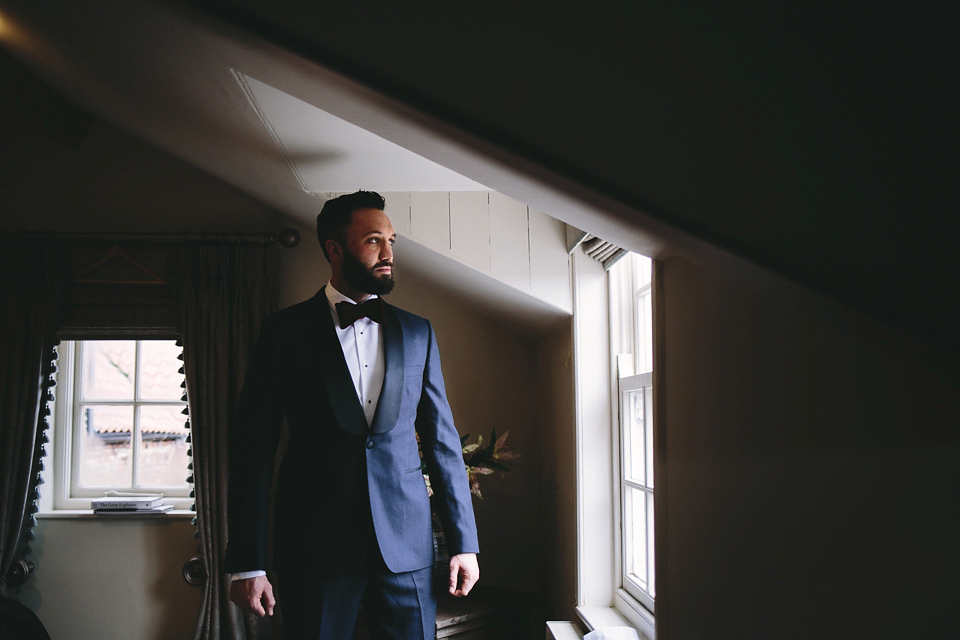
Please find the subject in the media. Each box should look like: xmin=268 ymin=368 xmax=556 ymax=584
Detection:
xmin=1 ymin=228 xmax=301 ymax=248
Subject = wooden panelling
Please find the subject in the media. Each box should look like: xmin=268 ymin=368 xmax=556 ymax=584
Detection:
xmin=529 ymin=208 xmax=572 ymax=312
xmin=402 ymin=191 xmax=571 ymax=316
xmin=450 ymin=191 xmax=491 ymax=270
xmin=410 ymin=192 xmax=450 ymax=252
xmin=382 ymin=191 xmax=411 ymax=236
xmin=489 ymin=191 xmax=530 ymax=293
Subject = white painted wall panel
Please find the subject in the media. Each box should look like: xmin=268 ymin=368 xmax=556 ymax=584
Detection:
xmin=450 ymin=191 xmax=491 ymax=270
xmin=382 ymin=191 xmax=411 ymax=236
xmin=410 ymin=192 xmax=450 ymax=252
xmin=489 ymin=191 xmax=530 ymax=293
xmin=530 ymin=208 xmax=572 ymax=312
xmin=26 ymin=518 xmax=202 ymax=640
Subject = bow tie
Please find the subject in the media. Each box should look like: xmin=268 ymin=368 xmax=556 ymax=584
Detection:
xmin=336 ymin=298 xmax=384 ymax=329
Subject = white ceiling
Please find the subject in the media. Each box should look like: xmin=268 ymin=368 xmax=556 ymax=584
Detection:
xmin=238 ymin=72 xmax=488 ymax=193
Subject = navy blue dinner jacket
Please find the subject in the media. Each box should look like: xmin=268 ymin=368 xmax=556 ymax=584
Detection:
xmin=223 ymin=288 xmax=479 ymax=576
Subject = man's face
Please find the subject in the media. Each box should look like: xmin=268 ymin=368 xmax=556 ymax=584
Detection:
xmin=340 ymin=207 xmax=396 ymax=296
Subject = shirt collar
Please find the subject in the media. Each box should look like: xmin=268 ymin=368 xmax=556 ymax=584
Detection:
xmin=325 ymin=281 xmax=378 ymax=318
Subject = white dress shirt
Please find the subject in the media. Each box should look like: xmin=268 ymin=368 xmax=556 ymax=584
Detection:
xmin=232 ymin=281 xmax=387 ymax=581
xmin=324 ymin=282 xmax=386 ymax=427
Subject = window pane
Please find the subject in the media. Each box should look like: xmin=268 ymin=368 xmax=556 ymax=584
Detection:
xmin=139 ymin=341 xmax=183 ymax=400
xmin=633 ymin=254 xmax=652 ymax=288
xmin=82 ymin=341 xmax=135 ymax=400
xmin=625 ymin=487 xmax=649 ymax=591
xmin=627 ymin=388 xmax=646 ymax=483
xmin=647 ymin=490 xmax=656 ymax=599
xmin=137 ymin=405 xmax=190 ymax=488
xmin=79 ymin=404 xmax=133 ymax=487
xmin=640 ymin=291 xmax=653 ymax=374
xmin=645 ymin=383 xmax=654 ymax=489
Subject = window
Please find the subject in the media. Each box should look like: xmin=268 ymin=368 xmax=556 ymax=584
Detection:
xmin=569 ymin=244 xmax=656 ymax=637
xmin=610 ymin=253 xmax=656 ymax=626
xmin=48 ymin=339 xmax=192 ymax=510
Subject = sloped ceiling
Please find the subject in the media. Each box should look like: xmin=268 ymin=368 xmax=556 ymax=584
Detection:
xmin=237 ymin=73 xmax=486 ymax=193
xmin=1 ymin=1 xmax=957 ymax=348
xmin=0 ymin=0 xmax=488 ymax=217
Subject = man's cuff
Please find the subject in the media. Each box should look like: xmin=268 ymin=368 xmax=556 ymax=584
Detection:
xmin=231 ymin=570 xmax=267 ymax=581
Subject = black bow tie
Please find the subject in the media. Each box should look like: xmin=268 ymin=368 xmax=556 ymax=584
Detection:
xmin=336 ymin=299 xmax=384 ymax=329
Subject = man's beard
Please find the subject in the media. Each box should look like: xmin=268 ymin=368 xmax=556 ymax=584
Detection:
xmin=342 ymin=247 xmax=395 ymax=295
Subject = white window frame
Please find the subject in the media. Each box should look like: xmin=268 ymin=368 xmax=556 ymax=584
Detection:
xmin=572 ymin=247 xmax=657 ymax=639
xmin=44 ymin=339 xmax=192 ymax=511
xmin=609 ymin=253 xmax=656 ymax=636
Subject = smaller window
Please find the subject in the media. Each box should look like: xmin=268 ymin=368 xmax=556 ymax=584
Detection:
xmin=610 ymin=252 xmax=656 ymax=628
xmin=47 ymin=340 xmax=192 ymax=510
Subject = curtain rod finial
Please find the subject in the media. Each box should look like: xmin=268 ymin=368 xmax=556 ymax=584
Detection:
xmin=277 ymin=228 xmax=300 ymax=248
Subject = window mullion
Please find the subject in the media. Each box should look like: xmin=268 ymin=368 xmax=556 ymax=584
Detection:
xmin=131 ymin=340 xmax=141 ymax=490
xmin=622 ymin=478 xmax=651 ymax=492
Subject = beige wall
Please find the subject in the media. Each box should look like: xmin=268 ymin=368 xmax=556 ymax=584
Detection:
xmin=656 ymin=255 xmax=959 ymax=638
xmin=0 ymin=121 xmax=282 ymax=234
xmin=535 ymin=322 xmax=577 ymax=622
xmin=18 ymin=518 xmax=202 ymax=640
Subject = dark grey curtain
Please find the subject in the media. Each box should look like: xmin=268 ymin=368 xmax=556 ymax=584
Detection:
xmin=179 ymin=244 xmax=279 ymax=640
xmin=0 ymin=242 xmax=61 ymax=597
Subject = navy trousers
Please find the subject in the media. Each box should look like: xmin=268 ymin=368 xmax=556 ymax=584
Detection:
xmin=277 ymin=564 xmax=436 ymax=640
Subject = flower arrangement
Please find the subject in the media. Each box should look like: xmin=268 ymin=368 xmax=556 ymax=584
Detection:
xmin=420 ymin=429 xmax=520 ymax=499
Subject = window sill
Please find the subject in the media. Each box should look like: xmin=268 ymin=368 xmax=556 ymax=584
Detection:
xmin=577 ymin=605 xmax=633 ymax=631
xmin=547 ymin=621 xmax=584 ymax=640
xmin=36 ymin=510 xmax=196 ymax=519
xmin=577 ymin=594 xmax=655 ymax=640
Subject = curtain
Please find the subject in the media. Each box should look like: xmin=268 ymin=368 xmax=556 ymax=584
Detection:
xmin=179 ymin=244 xmax=279 ymax=640
xmin=0 ymin=242 xmax=61 ymax=597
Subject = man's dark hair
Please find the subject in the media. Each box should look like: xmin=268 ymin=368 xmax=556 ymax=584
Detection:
xmin=316 ymin=190 xmax=386 ymax=262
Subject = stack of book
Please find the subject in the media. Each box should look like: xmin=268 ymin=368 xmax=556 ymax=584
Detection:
xmin=91 ymin=493 xmax=173 ymax=515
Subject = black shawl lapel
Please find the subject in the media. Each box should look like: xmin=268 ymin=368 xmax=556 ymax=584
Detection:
xmin=308 ymin=288 xmax=368 ymax=436
xmin=370 ymin=303 xmax=404 ymax=435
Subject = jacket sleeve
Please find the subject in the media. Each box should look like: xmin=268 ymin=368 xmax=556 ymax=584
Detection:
xmin=223 ymin=314 xmax=284 ymax=574
xmin=415 ymin=321 xmax=480 ymax=556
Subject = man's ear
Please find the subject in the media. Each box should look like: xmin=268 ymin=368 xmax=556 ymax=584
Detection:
xmin=325 ymin=239 xmax=342 ymax=260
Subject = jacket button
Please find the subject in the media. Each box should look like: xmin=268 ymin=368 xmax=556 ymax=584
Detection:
xmin=366 ymin=439 xmax=374 ymax=449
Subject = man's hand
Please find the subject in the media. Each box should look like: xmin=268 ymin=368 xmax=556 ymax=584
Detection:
xmin=448 ymin=553 xmax=479 ymax=597
xmin=229 ymin=575 xmax=276 ymax=617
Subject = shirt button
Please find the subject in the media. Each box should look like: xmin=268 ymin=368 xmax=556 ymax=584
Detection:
xmin=366 ymin=440 xmax=374 ymax=449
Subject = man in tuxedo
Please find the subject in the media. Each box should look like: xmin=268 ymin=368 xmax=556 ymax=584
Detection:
xmin=225 ymin=191 xmax=480 ymax=639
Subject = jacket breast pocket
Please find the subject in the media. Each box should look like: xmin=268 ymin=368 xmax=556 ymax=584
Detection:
xmin=403 ymin=365 xmax=424 ymax=401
